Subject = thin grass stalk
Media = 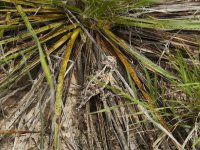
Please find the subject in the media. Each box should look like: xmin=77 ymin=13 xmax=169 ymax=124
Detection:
xmin=109 ymin=41 xmax=169 ymax=129
xmin=16 ymin=4 xmax=53 ymax=88
xmin=55 ymin=28 xmax=80 ymax=150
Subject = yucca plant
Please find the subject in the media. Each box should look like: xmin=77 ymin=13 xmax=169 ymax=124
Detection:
xmin=0 ymin=0 xmax=200 ymax=149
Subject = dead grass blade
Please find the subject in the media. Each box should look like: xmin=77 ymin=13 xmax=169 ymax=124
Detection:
xmin=0 ymin=130 xmax=40 ymax=135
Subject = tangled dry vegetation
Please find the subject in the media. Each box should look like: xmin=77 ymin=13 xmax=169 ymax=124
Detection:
xmin=0 ymin=0 xmax=200 ymax=150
